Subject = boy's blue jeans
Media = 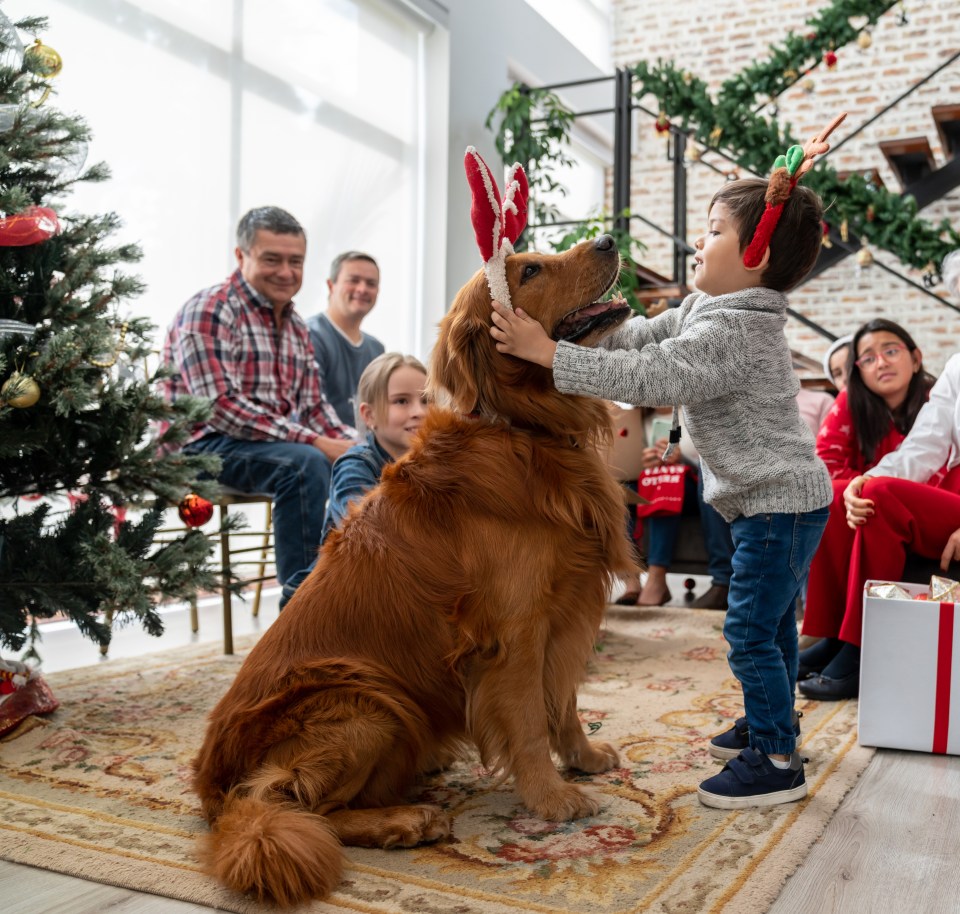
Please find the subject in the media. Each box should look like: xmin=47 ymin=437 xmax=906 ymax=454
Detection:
xmin=185 ymin=434 xmax=332 ymax=587
xmin=726 ymin=507 xmax=829 ymax=756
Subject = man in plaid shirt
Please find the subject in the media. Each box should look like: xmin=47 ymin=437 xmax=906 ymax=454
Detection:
xmin=160 ymin=206 xmax=356 ymax=589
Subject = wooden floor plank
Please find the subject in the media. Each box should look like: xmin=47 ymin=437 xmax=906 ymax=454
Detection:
xmin=770 ymin=749 xmax=960 ymax=913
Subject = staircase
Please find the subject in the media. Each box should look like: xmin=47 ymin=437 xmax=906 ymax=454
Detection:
xmin=806 ymin=104 xmax=960 ymax=281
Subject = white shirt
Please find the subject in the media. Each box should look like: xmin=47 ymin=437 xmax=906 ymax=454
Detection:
xmin=869 ymin=353 xmax=960 ymax=482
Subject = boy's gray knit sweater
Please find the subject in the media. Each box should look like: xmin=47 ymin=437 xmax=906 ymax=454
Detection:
xmin=552 ymin=287 xmax=832 ymax=522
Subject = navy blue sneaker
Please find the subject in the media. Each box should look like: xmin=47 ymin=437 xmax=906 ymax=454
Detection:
xmin=708 ymin=710 xmax=801 ymax=761
xmin=698 ymin=748 xmax=807 ymax=809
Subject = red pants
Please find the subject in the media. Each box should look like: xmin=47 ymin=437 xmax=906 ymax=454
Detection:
xmin=803 ymin=467 xmax=960 ymax=646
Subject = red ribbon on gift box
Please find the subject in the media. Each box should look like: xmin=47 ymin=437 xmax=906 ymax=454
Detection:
xmin=934 ymin=602 xmax=955 ymax=755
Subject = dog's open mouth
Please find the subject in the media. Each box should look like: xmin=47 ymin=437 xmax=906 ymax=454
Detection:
xmin=552 ymin=293 xmax=632 ymax=344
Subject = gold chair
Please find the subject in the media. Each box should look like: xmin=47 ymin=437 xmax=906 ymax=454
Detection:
xmin=211 ymin=489 xmax=275 ymax=654
xmin=133 ymin=489 xmax=276 ymax=656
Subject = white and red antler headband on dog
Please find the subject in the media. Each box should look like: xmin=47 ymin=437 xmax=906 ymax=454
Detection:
xmin=464 ymin=146 xmax=529 ymax=309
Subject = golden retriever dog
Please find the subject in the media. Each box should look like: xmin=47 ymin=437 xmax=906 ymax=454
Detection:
xmin=191 ymin=234 xmax=636 ymax=907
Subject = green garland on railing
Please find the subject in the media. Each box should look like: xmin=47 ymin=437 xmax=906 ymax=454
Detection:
xmin=489 ymin=0 xmax=960 ymax=281
xmin=631 ymin=0 xmax=959 ymax=275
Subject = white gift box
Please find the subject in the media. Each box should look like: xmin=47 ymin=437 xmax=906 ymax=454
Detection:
xmin=859 ymin=580 xmax=960 ymax=755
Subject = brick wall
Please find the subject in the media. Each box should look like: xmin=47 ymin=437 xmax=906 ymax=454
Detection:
xmin=612 ymin=0 xmax=960 ymax=375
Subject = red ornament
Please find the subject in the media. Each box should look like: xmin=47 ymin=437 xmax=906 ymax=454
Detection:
xmin=655 ymin=112 xmax=671 ymax=134
xmin=824 ymin=50 xmax=838 ymax=69
xmin=178 ymin=493 xmax=214 ymax=527
xmin=0 ymin=205 xmax=60 ymax=246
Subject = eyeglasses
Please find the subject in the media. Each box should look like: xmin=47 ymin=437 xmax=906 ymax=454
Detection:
xmin=854 ymin=343 xmax=909 ymax=370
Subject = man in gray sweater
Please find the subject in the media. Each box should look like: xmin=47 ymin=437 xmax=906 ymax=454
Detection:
xmin=491 ymin=175 xmax=832 ymax=810
xmin=308 ymin=251 xmax=385 ymax=427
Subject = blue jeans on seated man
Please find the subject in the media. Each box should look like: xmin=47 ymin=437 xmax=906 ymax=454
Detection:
xmin=725 ymin=507 xmax=828 ymax=756
xmin=185 ymin=434 xmax=331 ymax=587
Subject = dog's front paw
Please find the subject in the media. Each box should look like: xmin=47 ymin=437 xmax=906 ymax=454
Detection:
xmin=568 ymin=740 xmax=619 ymax=774
xmin=530 ymin=784 xmax=601 ymax=822
xmin=380 ymin=804 xmax=452 ymax=849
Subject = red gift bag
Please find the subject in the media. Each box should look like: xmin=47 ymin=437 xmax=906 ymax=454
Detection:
xmin=633 ymin=464 xmax=694 ymax=540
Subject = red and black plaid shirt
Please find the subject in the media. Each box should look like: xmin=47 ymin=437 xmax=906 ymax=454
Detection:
xmin=160 ymin=270 xmax=355 ymax=447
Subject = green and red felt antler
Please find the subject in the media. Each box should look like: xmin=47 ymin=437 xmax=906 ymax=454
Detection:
xmin=742 ymin=112 xmax=847 ymax=269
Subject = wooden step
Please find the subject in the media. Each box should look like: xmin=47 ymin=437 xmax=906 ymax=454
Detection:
xmin=879 ymin=136 xmax=936 ymax=188
xmin=932 ymin=104 xmax=960 ymax=159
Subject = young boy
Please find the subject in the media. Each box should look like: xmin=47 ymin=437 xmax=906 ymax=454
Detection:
xmin=489 ymin=125 xmax=843 ymax=808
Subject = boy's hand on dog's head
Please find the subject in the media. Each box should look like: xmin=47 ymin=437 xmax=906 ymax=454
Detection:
xmin=490 ymin=300 xmax=558 ymax=369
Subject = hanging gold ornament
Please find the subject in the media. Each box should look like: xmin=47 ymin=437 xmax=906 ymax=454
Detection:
xmin=24 ymin=38 xmax=63 ymax=107
xmin=856 ymin=246 xmax=874 ymax=267
xmin=709 ymin=125 xmax=724 ymax=147
xmin=1 ymin=371 xmax=41 ymax=408
xmin=840 ymin=219 xmax=849 ymax=243
xmin=802 ymin=78 xmax=816 ymax=93
xmin=857 ymin=30 xmax=873 ymax=50
xmin=685 ymin=144 xmax=702 ymax=162
xmin=783 ymin=68 xmax=799 ymax=82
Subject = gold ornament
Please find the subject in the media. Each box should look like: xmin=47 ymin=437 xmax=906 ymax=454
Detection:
xmin=840 ymin=219 xmax=849 ymax=243
xmin=783 ymin=68 xmax=798 ymax=82
xmin=25 ymin=38 xmax=62 ymax=76
xmin=856 ymin=246 xmax=874 ymax=267
xmin=24 ymin=39 xmax=62 ymax=107
xmin=857 ymin=31 xmax=873 ymax=49
xmin=709 ymin=126 xmax=724 ymax=146
xmin=1 ymin=371 xmax=41 ymax=408
xmin=685 ymin=144 xmax=702 ymax=162
xmin=802 ymin=78 xmax=816 ymax=93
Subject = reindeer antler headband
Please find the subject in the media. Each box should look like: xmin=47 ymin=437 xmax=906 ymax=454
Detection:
xmin=464 ymin=146 xmax=529 ymax=309
xmin=742 ymin=112 xmax=847 ymax=268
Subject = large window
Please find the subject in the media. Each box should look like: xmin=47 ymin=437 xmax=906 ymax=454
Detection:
xmin=6 ymin=0 xmax=443 ymax=357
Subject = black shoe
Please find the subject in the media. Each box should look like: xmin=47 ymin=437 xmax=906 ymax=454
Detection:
xmin=797 ymin=637 xmax=842 ymax=680
xmin=691 ymin=583 xmax=728 ymax=611
xmin=709 ymin=710 xmax=802 ymax=761
xmin=797 ymin=671 xmax=859 ymax=701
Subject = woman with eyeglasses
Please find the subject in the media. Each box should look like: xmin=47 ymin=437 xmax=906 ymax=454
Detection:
xmin=797 ymin=318 xmax=938 ymax=699
xmin=815 ymin=319 xmax=935 ymax=482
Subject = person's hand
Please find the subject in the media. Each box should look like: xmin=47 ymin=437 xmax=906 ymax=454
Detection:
xmin=312 ymin=436 xmax=354 ymax=461
xmin=640 ymin=445 xmax=661 ymax=470
xmin=658 ymin=438 xmax=682 ymax=465
xmin=842 ymin=474 xmax=875 ymax=529
xmin=941 ymin=527 xmax=960 ymax=572
xmin=489 ymin=300 xmax=557 ymax=368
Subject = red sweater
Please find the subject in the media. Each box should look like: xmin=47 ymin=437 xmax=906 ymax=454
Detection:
xmin=815 ymin=390 xmax=905 ymax=482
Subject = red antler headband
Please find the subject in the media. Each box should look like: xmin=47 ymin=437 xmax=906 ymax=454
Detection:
xmin=742 ymin=112 xmax=847 ymax=269
xmin=464 ymin=146 xmax=529 ymax=309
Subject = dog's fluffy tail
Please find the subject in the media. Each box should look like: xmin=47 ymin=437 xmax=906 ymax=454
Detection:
xmin=199 ymin=793 xmax=342 ymax=907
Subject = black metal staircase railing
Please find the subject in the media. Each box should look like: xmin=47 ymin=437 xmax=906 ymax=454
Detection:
xmin=522 ymin=55 xmax=960 ymax=345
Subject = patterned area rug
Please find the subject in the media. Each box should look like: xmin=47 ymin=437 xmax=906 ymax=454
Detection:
xmin=0 ymin=605 xmax=872 ymax=914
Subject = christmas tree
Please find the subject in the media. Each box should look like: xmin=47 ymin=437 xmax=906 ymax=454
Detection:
xmin=0 ymin=13 xmax=221 ymax=658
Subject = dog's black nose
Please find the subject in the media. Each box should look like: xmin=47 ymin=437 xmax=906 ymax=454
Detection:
xmin=594 ymin=234 xmax=616 ymax=252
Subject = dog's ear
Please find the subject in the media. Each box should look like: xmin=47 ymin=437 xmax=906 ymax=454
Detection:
xmin=428 ymin=271 xmax=491 ymax=413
